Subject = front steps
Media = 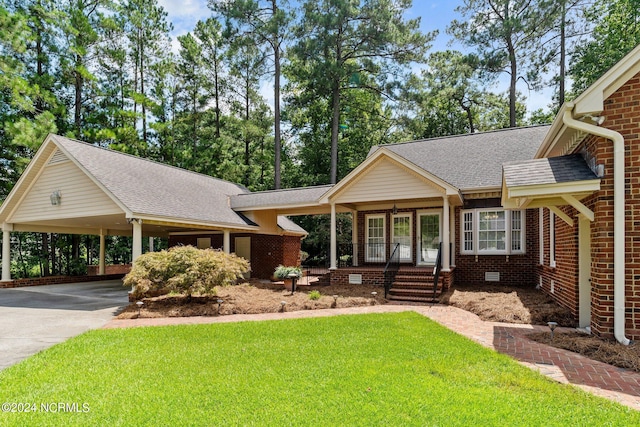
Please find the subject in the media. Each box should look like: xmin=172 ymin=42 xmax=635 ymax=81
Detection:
xmin=387 ymin=270 xmax=444 ymax=303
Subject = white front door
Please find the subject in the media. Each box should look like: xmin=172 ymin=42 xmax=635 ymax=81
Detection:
xmin=417 ymin=212 xmax=441 ymax=265
xmin=392 ymin=213 xmax=412 ymax=262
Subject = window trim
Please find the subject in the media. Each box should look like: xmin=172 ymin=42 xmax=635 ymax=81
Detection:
xmin=460 ymin=208 xmax=526 ymax=256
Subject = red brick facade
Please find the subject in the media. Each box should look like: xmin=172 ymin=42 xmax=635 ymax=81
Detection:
xmin=539 ymin=72 xmax=640 ymax=340
xmin=169 ymin=233 xmax=302 ymax=280
xmin=0 ymin=273 xmax=126 ymax=289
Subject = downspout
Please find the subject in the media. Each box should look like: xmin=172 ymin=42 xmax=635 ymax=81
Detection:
xmin=562 ymin=102 xmax=631 ymax=345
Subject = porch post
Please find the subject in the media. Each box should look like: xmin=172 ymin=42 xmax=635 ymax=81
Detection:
xmin=98 ymin=229 xmax=106 ymax=275
xmin=131 ymin=219 xmax=142 ymax=262
xmin=352 ymin=209 xmax=358 ymax=267
xmin=1 ymin=223 xmax=12 ymax=281
xmin=449 ymin=204 xmax=455 ymax=267
xmin=148 ymin=237 xmax=154 ymax=252
xmin=223 ymin=230 xmax=230 ymax=254
xmin=442 ymin=197 xmax=450 ymax=271
xmin=330 ymin=202 xmax=337 ymax=270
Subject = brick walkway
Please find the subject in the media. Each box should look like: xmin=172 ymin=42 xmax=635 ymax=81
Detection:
xmin=104 ymin=304 xmax=640 ymax=411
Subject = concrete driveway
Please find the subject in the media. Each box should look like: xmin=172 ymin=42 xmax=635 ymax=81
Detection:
xmin=0 ymin=280 xmax=129 ymax=370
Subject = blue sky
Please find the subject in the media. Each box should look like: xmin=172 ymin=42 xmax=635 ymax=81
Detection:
xmin=157 ymin=0 xmax=551 ymax=113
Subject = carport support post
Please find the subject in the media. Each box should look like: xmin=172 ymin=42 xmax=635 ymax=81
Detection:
xmin=1 ymin=223 xmax=12 ymax=281
xmin=223 ymin=230 xmax=230 ymax=254
xmin=98 ymin=229 xmax=106 ymax=275
xmin=352 ymin=209 xmax=358 ymax=267
xmin=131 ymin=219 xmax=142 ymax=262
xmin=330 ymin=202 xmax=337 ymax=270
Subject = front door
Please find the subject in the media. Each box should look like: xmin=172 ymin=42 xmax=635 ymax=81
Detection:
xmin=417 ymin=211 xmax=441 ymax=265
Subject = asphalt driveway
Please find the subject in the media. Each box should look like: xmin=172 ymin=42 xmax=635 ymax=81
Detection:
xmin=0 ymin=280 xmax=129 ymax=370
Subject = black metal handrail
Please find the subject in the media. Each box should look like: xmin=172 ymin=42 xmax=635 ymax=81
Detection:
xmin=384 ymin=243 xmax=400 ymax=298
xmin=432 ymin=242 xmax=443 ymax=300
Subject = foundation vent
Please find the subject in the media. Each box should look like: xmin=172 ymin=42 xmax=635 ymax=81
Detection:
xmin=485 ymin=272 xmax=500 ymax=282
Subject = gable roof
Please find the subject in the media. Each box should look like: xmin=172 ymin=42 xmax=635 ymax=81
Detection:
xmin=372 ymin=125 xmax=550 ymax=191
xmin=49 ymin=135 xmax=253 ymax=227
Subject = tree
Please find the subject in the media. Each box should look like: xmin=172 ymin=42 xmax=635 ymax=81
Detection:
xmin=289 ymin=0 xmax=433 ymax=184
xmin=448 ymin=0 xmax=559 ymax=127
xmin=570 ymin=0 xmax=640 ymax=95
xmin=210 ymin=0 xmax=292 ymax=189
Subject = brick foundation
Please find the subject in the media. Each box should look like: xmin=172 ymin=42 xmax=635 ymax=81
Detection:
xmin=0 ymin=274 xmax=125 ymax=289
xmin=87 ymin=264 xmax=131 ymax=276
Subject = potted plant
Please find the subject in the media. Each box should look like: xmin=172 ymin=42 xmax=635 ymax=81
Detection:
xmin=274 ymin=265 xmax=303 ymax=291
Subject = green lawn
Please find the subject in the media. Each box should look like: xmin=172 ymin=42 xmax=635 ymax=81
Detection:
xmin=0 ymin=312 xmax=637 ymax=426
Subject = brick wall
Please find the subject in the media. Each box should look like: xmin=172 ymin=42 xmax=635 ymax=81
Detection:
xmin=0 ymin=273 xmax=125 ymax=289
xmin=169 ymin=233 xmax=302 ymax=280
xmin=454 ymin=207 xmax=539 ymax=287
xmin=87 ymin=264 xmax=131 ymax=276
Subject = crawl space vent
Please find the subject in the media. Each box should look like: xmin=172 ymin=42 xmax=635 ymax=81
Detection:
xmin=485 ymin=272 xmax=500 ymax=282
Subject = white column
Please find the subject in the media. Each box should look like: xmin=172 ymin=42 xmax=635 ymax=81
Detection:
xmin=1 ymin=223 xmax=12 ymax=281
xmin=148 ymin=237 xmax=154 ymax=253
xmin=330 ymin=202 xmax=337 ymax=270
xmin=449 ymin=204 xmax=456 ymax=267
xmin=223 ymin=230 xmax=230 ymax=254
xmin=98 ymin=229 xmax=106 ymax=275
xmin=132 ymin=219 xmax=142 ymax=262
xmin=442 ymin=197 xmax=450 ymax=271
xmin=352 ymin=210 xmax=358 ymax=267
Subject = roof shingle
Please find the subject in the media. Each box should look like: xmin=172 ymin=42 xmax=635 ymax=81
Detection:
xmin=503 ymin=154 xmax=598 ymax=187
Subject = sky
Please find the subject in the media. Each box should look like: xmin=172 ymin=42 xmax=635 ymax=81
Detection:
xmin=157 ymin=0 xmax=552 ymax=113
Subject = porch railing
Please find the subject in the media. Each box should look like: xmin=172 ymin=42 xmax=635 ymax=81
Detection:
xmin=432 ymin=242 xmax=443 ymax=300
xmin=337 ymin=243 xmax=412 ymax=267
xmin=384 ymin=243 xmax=400 ymax=298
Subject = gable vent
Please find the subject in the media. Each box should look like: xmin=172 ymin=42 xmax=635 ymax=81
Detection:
xmin=48 ymin=150 xmax=69 ymax=165
xmin=485 ymin=272 xmax=500 ymax=282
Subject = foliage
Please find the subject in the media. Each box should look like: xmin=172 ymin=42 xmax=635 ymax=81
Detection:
xmin=273 ymin=264 xmax=302 ymax=279
xmin=125 ymin=246 xmax=249 ymax=299
xmin=1 ymin=313 xmax=638 ymax=425
xmin=308 ymin=290 xmax=321 ymax=300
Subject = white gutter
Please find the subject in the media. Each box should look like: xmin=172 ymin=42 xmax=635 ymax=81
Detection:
xmin=562 ymin=102 xmax=631 ymax=345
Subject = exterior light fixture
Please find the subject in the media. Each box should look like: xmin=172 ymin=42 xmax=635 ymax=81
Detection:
xmin=332 ymin=294 xmax=339 ymax=308
xmin=217 ymin=299 xmax=224 ymax=313
xmin=280 ymin=301 xmax=286 ymax=312
xmin=50 ymin=190 xmax=62 ymax=205
xmin=371 ymin=291 xmax=377 ymax=305
xmin=582 ymin=114 xmax=606 ymax=126
xmin=548 ymin=321 xmax=558 ymax=340
xmin=392 ymin=203 xmax=398 ymax=215
xmin=136 ymin=301 xmax=144 ymax=317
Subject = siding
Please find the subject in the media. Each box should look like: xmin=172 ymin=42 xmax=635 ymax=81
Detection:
xmin=9 ymin=152 xmax=123 ymax=222
xmin=333 ymin=158 xmax=444 ymax=204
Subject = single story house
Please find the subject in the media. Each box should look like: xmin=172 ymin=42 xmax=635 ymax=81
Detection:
xmin=3 ymin=43 xmax=640 ymax=343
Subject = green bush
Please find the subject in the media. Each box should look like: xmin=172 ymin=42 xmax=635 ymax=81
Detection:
xmin=273 ymin=265 xmax=302 ymax=279
xmin=308 ymin=290 xmax=321 ymax=301
xmin=125 ymin=246 xmax=250 ymax=299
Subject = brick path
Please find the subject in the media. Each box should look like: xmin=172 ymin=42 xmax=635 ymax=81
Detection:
xmin=104 ymin=304 xmax=640 ymax=411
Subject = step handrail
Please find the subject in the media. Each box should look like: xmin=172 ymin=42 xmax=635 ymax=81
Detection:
xmin=432 ymin=242 xmax=443 ymax=300
xmin=384 ymin=243 xmax=400 ymax=298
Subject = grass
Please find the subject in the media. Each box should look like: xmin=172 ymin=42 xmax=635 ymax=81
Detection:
xmin=0 ymin=312 xmax=638 ymax=426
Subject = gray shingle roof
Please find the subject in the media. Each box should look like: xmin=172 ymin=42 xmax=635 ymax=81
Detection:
xmin=277 ymin=216 xmax=307 ymax=235
xmin=230 ymin=185 xmax=333 ymax=209
xmin=52 ymin=135 xmax=254 ymax=227
xmin=503 ymin=154 xmax=598 ymax=187
xmin=374 ymin=125 xmax=551 ymax=190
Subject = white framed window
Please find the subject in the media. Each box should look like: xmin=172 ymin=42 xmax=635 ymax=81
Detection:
xmin=460 ymin=209 xmax=525 ymax=255
xmin=365 ymin=214 xmax=385 ymax=262
xmin=392 ymin=213 xmax=412 ymax=262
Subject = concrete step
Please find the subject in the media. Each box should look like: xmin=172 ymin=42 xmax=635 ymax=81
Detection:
xmin=388 ymin=295 xmax=439 ymax=303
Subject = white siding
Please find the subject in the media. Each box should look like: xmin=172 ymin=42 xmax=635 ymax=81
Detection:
xmin=9 ymin=158 xmax=123 ymax=222
xmin=333 ymin=158 xmax=444 ymax=204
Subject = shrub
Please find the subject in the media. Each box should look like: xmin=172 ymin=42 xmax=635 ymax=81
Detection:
xmin=125 ymin=246 xmax=250 ymax=299
xmin=273 ymin=265 xmax=302 ymax=279
xmin=308 ymin=290 xmax=321 ymax=301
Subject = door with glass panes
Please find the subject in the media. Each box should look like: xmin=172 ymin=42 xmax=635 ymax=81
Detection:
xmin=417 ymin=212 xmax=440 ymax=265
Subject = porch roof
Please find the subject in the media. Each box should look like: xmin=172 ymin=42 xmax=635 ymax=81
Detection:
xmin=501 ymin=154 xmax=600 ymax=224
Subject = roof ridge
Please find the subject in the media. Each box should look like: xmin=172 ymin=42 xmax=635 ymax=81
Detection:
xmin=372 ymin=124 xmax=552 ymax=151
xmin=51 ymin=134 xmax=250 ymax=194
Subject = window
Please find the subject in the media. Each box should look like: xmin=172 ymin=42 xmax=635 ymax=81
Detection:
xmin=461 ymin=209 xmax=525 ymax=255
xmin=365 ymin=215 xmax=385 ymax=262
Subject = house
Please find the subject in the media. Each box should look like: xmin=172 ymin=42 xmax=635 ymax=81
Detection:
xmin=3 ymin=44 xmax=640 ymax=343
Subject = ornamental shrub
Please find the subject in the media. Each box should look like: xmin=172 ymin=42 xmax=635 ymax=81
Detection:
xmin=125 ymin=246 xmax=250 ymax=299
